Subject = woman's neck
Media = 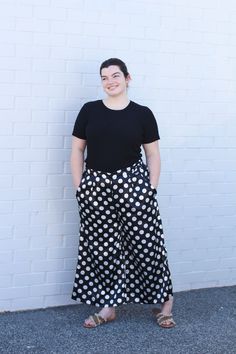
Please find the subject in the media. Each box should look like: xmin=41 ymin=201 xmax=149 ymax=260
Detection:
xmin=103 ymin=95 xmax=130 ymax=109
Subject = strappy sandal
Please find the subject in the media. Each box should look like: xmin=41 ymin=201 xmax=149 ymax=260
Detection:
xmin=152 ymin=308 xmax=176 ymax=328
xmin=83 ymin=313 xmax=116 ymax=328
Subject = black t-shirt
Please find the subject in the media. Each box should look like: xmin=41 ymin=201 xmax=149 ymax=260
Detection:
xmin=72 ymin=100 xmax=160 ymax=172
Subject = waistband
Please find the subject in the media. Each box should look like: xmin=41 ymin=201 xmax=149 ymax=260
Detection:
xmin=86 ymin=158 xmax=145 ymax=176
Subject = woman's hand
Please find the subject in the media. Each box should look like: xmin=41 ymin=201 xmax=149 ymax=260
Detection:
xmin=142 ymin=140 xmax=161 ymax=190
xmin=70 ymin=136 xmax=87 ymax=190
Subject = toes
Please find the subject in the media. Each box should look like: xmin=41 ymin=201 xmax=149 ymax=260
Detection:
xmin=84 ymin=318 xmax=95 ymax=327
xmin=160 ymin=320 xmax=176 ymax=328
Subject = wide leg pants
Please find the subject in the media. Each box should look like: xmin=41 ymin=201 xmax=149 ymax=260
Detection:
xmin=71 ymin=158 xmax=173 ymax=307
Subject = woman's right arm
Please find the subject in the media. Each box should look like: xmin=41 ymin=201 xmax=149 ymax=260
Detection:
xmin=70 ymin=136 xmax=87 ymax=190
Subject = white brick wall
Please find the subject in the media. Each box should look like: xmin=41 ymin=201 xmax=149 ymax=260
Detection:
xmin=0 ymin=0 xmax=236 ymax=311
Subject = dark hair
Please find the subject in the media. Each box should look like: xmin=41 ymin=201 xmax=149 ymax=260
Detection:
xmin=99 ymin=58 xmax=129 ymax=78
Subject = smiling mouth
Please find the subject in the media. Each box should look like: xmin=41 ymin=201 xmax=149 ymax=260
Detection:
xmin=108 ymin=85 xmax=118 ymax=90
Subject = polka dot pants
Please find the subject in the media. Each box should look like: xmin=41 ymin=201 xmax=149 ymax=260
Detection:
xmin=71 ymin=158 xmax=173 ymax=307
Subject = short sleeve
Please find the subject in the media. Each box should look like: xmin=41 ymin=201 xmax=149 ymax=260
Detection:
xmin=142 ymin=107 xmax=160 ymax=144
xmin=72 ymin=104 xmax=88 ymax=140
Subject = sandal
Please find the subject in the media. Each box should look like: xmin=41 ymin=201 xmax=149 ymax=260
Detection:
xmin=83 ymin=312 xmax=116 ymax=328
xmin=152 ymin=308 xmax=176 ymax=328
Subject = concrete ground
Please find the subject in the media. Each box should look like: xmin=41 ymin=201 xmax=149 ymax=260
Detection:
xmin=0 ymin=286 xmax=235 ymax=354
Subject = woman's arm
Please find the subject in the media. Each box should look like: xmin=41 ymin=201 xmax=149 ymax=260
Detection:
xmin=70 ymin=136 xmax=87 ymax=190
xmin=142 ymin=140 xmax=161 ymax=189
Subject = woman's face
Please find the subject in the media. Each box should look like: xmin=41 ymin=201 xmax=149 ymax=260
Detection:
xmin=100 ymin=65 xmax=130 ymax=97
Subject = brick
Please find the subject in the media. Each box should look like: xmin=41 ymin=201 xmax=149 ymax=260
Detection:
xmin=0 ymin=17 xmax=15 ymax=30
xmin=14 ymin=224 xmax=47 ymax=238
xmin=64 ymin=258 xmax=77 ymax=270
xmin=0 ymin=300 xmax=11 ymax=312
xmin=63 ymin=136 xmax=72 ymax=149
xmin=0 ymin=122 xmax=13 ymax=135
xmin=47 ymin=123 xmax=71 ymax=136
xmin=30 ymin=283 xmax=61 ymax=297
xmin=46 ymin=270 xmax=73 ymax=282
xmin=47 ymin=174 xmax=72 ymax=187
xmin=30 ymin=162 xmax=63 ymax=174
xmin=32 ymin=259 xmax=64 ymax=272
xmin=0 ymin=44 xmax=15 ymax=57
xmin=68 ymin=8 xmax=96 ymax=21
xmin=0 ymin=96 xmax=14 ymax=109
xmin=13 ymin=273 xmax=45 ymax=286
xmin=0 ymin=4 xmax=33 ymax=18
xmin=64 ymin=211 xmax=78 ymax=223
xmin=171 ymin=172 xmax=198 ymax=183
xmin=32 ymin=84 xmax=64 ymax=97
xmin=33 ymin=6 xmax=66 ymax=20
xmin=30 ymin=136 xmax=63 ymax=149
xmin=47 ymin=200 xmax=75 ymax=212
xmin=67 ymin=35 xmax=99 ymax=48
xmin=33 ymin=58 xmax=65 ymax=72
xmin=115 ymin=1 xmax=148 ymax=14
xmin=50 ymin=98 xmax=90 ymax=111
xmin=33 ymin=33 xmax=66 ymax=46
xmin=0 ymin=212 xmax=29 ymax=226
xmin=15 ymin=97 xmax=49 ymax=110
xmin=32 ymin=110 xmax=64 ymax=122
xmin=0 ymin=188 xmax=30 ymax=201
xmin=0 ymin=255 xmax=12 ymax=271
xmin=16 ymin=18 xmax=49 ymax=32
xmin=0 ymin=136 xmax=30 ymax=149
xmin=11 ymin=297 xmax=44 ymax=311
xmin=13 ymin=149 xmax=47 ymax=162
xmin=13 ymin=123 xmax=47 ymax=135
xmin=171 ymin=262 xmax=193 ymax=274
xmin=220 ymin=258 xmax=236 ymax=268
xmin=14 ymin=249 xmax=47 ymax=262
xmin=0 ymin=70 xmax=15 ymax=83
xmin=64 ymin=235 xmax=78 ymax=248
xmin=16 ymin=70 xmax=49 ymax=84
xmin=60 ymin=283 xmax=73 ymax=294
xmin=0 ymin=287 xmax=30 ymax=300
xmin=159 ymin=183 xmax=185 ymax=196
xmin=212 ymin=183 xmax=236 ymax=194
xmin=48 ymin=247 xmax=74 ymax=259
xmin=13 ymin=200 xmax=47 ymax=212
xmin=44 ymin=294 xmax=70 ymax=307
xmin=0 ymin=31 xmax=33 ymax=45
xmin=0 ymin=227 xmax=12 ymax=240
xmin=30 ymin=235 xmax=63 ymax=248
xmin=66 ymin=85 xmax=97 ymax=98
xmin=0 ymin=201 xmax=12 ymax=212
xmin=51 ymin=20 xmax=83 ymax=34
xmin=7 ymin=109 xmax=31 ymax=122
xmin=30 ymin=211 xmax=64 ymax=225
xmin=84 ymin=0 xmax=114 ymax=12
xmin=16 ymin=44 xmax=50 ymax=59
xmin=46 ymin=223 xmax=78 ymax=236
xmin=0 ymin=262 xmax=30 ymax=275
xmin=30 ymin=187 xmax=63 ymax=200
xmin=52 ymin=0 xmax=83 ymax=8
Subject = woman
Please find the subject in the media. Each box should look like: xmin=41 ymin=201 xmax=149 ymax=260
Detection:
xmin=70 ymin=58 xmax=175 ymax=328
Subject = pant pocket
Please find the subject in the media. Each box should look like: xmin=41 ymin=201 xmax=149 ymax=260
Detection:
xmin=76 ymin=170 xmax=87 ymax=196
xmin=139 ymin=163 xmax=157 ymax=194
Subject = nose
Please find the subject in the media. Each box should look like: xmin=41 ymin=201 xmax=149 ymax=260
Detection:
xmin=107 ymin=77 xmax=115 ymax=84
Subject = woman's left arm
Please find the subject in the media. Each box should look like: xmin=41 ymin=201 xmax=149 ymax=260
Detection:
xmin=143 ymin=140 xmax=161 ymax=189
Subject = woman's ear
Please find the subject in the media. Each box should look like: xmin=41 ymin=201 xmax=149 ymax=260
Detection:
xmin=126 ymin=74 xmax=132 ymax=87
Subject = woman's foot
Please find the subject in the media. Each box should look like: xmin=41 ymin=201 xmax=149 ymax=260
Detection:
xmin=83 ymin=307 xmax=116 ymax=328
xmin=152 ymin=295 xmax=176 ymax=328
xmin=161 ymin=295 xmax=174 ymax=316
